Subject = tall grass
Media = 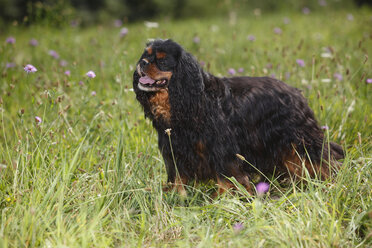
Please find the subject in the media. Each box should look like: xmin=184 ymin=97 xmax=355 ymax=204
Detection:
xmin=0 ymin=9 xmax=371 ymax=247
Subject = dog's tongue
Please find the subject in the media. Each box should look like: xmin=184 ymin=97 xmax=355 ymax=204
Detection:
xmin=139 ymin=76 xmax=155 ymax=85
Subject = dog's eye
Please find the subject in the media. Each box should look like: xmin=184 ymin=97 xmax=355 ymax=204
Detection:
xmin=157 ymin=59 xmax=166 ymax=66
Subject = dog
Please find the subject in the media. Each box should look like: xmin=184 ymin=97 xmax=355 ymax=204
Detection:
xmin=133 ymin=39 xmax=344 ymax=196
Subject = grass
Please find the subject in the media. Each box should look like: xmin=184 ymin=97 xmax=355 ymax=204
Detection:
xmin=0 ymin=8 xmax=371 ymax=247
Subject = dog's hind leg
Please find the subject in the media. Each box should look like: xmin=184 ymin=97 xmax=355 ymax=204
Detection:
xmin=215 ymin=172 xmax=253 ymax=196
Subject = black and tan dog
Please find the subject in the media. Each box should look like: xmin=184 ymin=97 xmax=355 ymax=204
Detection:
xmin=133 ymin=39 xmax=344 ymax=196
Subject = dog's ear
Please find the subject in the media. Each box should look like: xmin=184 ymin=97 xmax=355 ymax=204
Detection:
xmin=168 ymin=51 xmax=205 ymax=120
xmin=174 ymin=51 xmax=204 ymax=94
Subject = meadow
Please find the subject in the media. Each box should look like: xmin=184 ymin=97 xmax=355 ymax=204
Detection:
xmin=0 ymin=8 xmax=371 ymax=247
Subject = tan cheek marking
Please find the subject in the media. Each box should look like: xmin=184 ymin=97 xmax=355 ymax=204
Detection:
xmin=145 ymin=63 xmax=173 ymax=81
xmin=149 ymin=89 xmax=171 ymax=123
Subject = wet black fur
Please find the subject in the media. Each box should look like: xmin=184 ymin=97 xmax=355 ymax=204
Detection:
xmin=133 ymin=39 xmax=344 ymax=184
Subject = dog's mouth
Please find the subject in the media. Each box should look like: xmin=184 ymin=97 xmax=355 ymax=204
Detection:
xmin=138 ymin=75 xmax=168 ymax=92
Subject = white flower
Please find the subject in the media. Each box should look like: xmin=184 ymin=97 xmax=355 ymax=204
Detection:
xmin=144 ymin=21 xmax=159 ymax=28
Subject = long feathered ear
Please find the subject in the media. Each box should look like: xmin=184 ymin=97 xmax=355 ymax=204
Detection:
xmin=173 ymin=51 xmax=204 ymax=95
xmin=168 ymin=50 xmax=205 ymax=121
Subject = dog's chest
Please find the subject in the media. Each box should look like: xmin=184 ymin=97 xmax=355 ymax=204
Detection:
xmin=149 ymin=89 xmax=171 ymax=123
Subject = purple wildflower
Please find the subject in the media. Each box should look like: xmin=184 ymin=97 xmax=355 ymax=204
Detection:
xmin=59 ymin=60 xmax=68 ymax=67
xmin=91 ymin=91 xmax=97 ymax=96
xmin=347 ymin=14 xmax=354 ymax=21
xmin=247 ymin=35 xmax=256 ymax=41
xmin=256 ymin=182 xmax=269 ymax=195
xmin=285 ymin=72 xmax=291 ymax=80
xmin=233 ymin=223 xmax=244 ymax=232
xmin=296 ymin=59 xmax=305 ymax=67
xmin=120 ymin=27 xmax=129 ymax=37
xmin=35 ymin=116 xmax=42 ymax=125
xmin=366 ymin=78 xmax=372 ymax=84
xmin=6 ymin=63 xmax=16 ymax=69
xmin=6 ymin=37 xmax=15 ymax=44
xmin=321 ymin=125 xmax=329 ymax=130
xmin=193 ymin=36 xmax=200 ymax=44
xmin=270 ymin=73 xmax=276 ymax=79
xmin=238 ymin=68 xmax=244 ymax=73
xmin=333 ymin=73 xmax=343 ymax=81
xmin=114 ymin=19 xmax=123 ymax=27
xmin=302 ymin=7 xmax=311 ymax=15
xmin=319 ymin=0 xmax=327 ymax=6
xmin=48 ymin=50 xmax=59 ymax=59
xmin=283 ymin=17 xmax=290 ymax=24
xmin=79 ymin=81 xmax=84 ymax=86
xmin=24 ymin=64 xmax=37 ymax=73
xmin=70 ymin=20 xmax=79 ymax=27
xmin=29 ymin=38 xmax=38 ymax=46
xmin=199 ymin=61 xmax=205 ymax=67
xmin=273 ymin=27 xmax=282 ymax=35
xmin=64 ymin=70 xmax=71 ymax=76
xmin=228 ymin=68 xmax=236 ymax=75
xmin=86 ymin=70 xmax=96 ymax=78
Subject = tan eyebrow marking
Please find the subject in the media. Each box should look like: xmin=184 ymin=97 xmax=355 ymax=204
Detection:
xmin=156 ymin=52 xmax=166 ymax=59
xmin=146 ymin=46 xmax=152 ymax=55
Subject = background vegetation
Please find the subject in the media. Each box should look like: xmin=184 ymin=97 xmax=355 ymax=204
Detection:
xmin=0 ymin=0 xmax=371 ymax=247
xmin=0 ymin=0 xmax=370 ymax=26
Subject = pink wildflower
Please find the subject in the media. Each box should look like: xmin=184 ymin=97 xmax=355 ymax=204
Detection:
xmin=24 ymin=64 xmax=37 ymax=73
xmin=247 ymin=35 xmax=256 ymax=41
xmin=193 ymin=36 xmax=200 ymax=44
xmin=120 ymin=27 xmax=129 ymax=37
xmin=29 ymin=38 xmax=38 ymax=46
xmin=256 ymin=182 xmax=269 ymax=195
xmin=6 ymin=37 xmax=15 ymax=44
xmin=48 ymin=50 xmax=59 ymax=59
xmin=296 ymin=59 xmax=305 ymax=67
xmin=86 ymin=70 xmax=96 ymax=78
xmin=228 ymin=68 xmax=236 ymax=75
xmin=35 ymin=116 xmax=42 ymax=125
xmin=273 ymin=27 xmax=282 ymax=35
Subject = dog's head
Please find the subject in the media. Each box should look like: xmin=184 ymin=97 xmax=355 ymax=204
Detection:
xmin=134 ymin=39 xmax=183 ymax=92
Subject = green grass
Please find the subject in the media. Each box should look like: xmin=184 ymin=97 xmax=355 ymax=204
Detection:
xmin=0 ymin=9 xmax=371 ymax=247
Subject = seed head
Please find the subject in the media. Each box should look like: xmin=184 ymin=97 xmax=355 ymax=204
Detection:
xmin=165 ymin=128 xmax=172 ymax=136
xmin=236 ymin=154 xmax=245 ymax=161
